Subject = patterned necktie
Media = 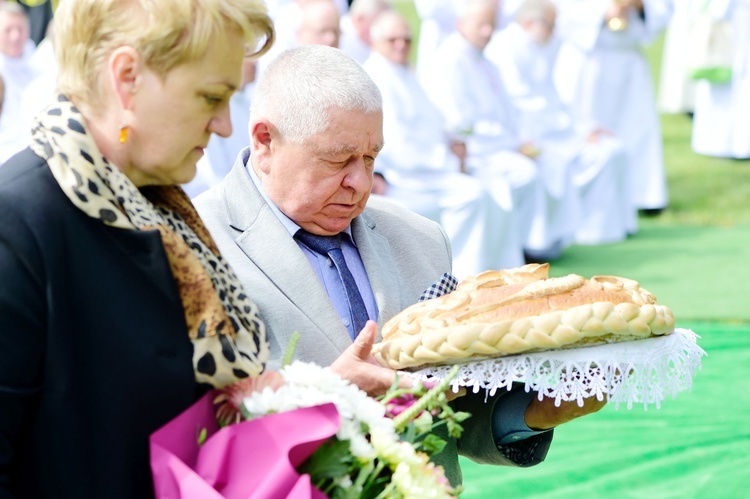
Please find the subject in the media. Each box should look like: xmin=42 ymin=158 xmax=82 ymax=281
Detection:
xmin=294 ymin=230 xmax=369 ymax=339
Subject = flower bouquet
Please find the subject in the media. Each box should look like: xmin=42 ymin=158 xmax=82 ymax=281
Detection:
xmin=150 ymin=339 xmax=468 ymax=498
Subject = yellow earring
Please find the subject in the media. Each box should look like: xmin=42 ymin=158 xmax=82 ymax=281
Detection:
xmin=119 ymin=125 xmax=129 ymax=144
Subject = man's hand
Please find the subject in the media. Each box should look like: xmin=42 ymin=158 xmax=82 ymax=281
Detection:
xmin=524 ymin=395 xmax=607 ymax=430
xmin=330 ymin=321 xmax=414 ymax=397
xmin=449 ymin=140 xmax=468 ymax=173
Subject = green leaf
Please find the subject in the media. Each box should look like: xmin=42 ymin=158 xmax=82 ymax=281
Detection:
xmin=197 ymin=427 xmax=208 ymax=446
xmin=298 ymin=438 xmax=353 ymax=481
xmin=282 ymin=331 xmax=300 ymax=367
xmin=420 ymin=433 xmax=447 ymax=456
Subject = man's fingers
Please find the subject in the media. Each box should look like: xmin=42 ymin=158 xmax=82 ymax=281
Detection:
xmin=445 ymin=387 xmax=467 ymax=402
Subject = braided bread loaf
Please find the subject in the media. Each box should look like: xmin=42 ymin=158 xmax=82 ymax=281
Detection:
xmin=372 ymin=264 xmax=675 ymax=370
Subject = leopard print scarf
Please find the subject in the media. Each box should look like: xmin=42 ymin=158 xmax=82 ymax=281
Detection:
xmin=30 ymin=95 xmax=269 ymax=388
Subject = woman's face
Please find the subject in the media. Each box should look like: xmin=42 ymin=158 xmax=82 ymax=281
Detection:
xmin=125 ymin=29 xmax=245 ymax=186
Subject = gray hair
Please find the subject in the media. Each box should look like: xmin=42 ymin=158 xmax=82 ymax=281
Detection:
xmin=349 ymin=0 xmax=391 ymax=17
xmin=251 ymin=45 xmax=382 ymax=143
xmin=514 ymin=0 xmax=555 ymax=23
xmin=456 ymin=0 xmax=499 ymax=19
xmin=369 ymin=10 xmax=408 ymax=43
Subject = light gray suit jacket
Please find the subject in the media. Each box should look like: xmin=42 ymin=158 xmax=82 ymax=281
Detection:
xmin=194 ymin=150 xmax=552 ymax=486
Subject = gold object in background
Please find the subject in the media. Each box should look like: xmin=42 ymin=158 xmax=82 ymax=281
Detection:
xmin=607 ymin=15 xmax=627 ymax=31
xmin=606 ymin=0 xmax=628 ymax=32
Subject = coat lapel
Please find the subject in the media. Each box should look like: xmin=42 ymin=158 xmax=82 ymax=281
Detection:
xmin=352 ymin=212 xmax=403 ymax=336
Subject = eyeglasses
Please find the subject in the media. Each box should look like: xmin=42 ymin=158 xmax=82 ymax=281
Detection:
xmin=386 ymin=36 xmax=412 ymax=44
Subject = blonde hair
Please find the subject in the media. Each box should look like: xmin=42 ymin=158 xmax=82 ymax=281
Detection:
xmin=55 ymin=0 xmax=274 ymax=107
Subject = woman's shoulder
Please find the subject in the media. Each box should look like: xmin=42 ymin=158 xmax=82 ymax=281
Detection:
xmin=0 ymin=147 xmax=56 ymax=195
xmin=0 ymin=148 xmax=71 ymax=220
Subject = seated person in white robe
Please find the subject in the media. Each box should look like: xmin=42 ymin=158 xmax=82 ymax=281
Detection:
xmin=485 ymin=0 xmax=636 ymax=243
xmin=690 ymin=0 xmax=750 ymax=160
xmin=363 ymin=11 xmax=524 ymax=276
xmin=420 ymin=0 xmax=579 ymax=261
xmin=552 ymin=0 xmax=671 ymax=213
xmin=296 ymin=0 xmax=342 ymax=48
xmin=338 ymin=0 xmax=390 ymax=64
xmin=0 ymin=3 xmax=38 ymax=164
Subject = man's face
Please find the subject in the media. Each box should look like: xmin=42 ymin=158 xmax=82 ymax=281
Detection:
xmin=0 ymin=12 xmax=29 ymax=58
xmin=258 ymin=108 xmax=384 ymax=235
xmin=458 ymin=4 xmax=497 ymax=51
xmin=523 ymin=8 xmax=556 ymax=45
xmin=371 ymin=15 xmax=412 ymax=66
xmin=297 ymin=2 xmax=341 ymax=48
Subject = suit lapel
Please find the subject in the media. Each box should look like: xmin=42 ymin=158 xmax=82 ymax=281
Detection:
xmin=352 ymin=212 xmax=403 ymax=335
xmin=221 ymin=155 xmax=352 ymax=352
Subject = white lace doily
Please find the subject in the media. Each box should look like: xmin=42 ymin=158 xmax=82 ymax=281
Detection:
xmin=409 ymin=328 xmax=706 ymax=409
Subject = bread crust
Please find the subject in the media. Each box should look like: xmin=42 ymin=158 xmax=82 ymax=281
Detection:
xmin=373 ymin=264 xmax=675 ymax=370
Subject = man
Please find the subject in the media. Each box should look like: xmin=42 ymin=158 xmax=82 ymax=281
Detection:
xmin=485 ymin=0 xmax=636 ymax=243
xmin=552 ymin=0 xmax=671 ymax=213
xmin=419 ymin=0 xmax=580 ymax=262
xmin=0 ymin=3 xmax=37 ymax=164
xmin=363 ymin=10 xmax=524 ymax=274
xmin=194 ymin=45 xmax=605 ymax=487
xmin=338 ymin=0 xmax=390 ymax=63
xmin=296 ymin=0 xmax=342 ymax=47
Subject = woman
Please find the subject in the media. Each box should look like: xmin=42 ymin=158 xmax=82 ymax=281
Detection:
xmin=0 ymin=1 xmax=275 ymax=497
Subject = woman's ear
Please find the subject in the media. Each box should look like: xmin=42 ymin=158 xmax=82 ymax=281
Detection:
xmin=108 ymin=46 xmax=141 ymax=110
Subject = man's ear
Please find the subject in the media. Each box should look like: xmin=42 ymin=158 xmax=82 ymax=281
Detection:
xmin=250 ymin=120 xmax=276 ymax=175
xmin=109 ymin=46 xmax=141 ymax=110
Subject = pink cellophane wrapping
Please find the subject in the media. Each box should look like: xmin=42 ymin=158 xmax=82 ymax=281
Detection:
xmin=150 ymin=393 xmax=339 ymax=498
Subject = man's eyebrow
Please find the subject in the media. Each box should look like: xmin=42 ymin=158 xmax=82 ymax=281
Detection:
xmin=319 ymin=142 xmax=384 ymax=155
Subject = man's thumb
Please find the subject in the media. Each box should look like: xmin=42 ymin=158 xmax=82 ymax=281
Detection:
xmin=350 ymin=320 xmax=377 ymax=359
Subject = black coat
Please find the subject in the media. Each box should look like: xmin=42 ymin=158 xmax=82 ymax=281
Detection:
xmin=0 ymin=149 xmax=202 ymax=498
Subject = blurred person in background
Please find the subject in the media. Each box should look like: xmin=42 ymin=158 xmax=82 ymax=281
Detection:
xmin=691 ymin=0 xmax=750 ymax=160
xmin=486 ymin=0 xmax=636 ymax=244
xmin=0 ymin=2 xmax=37 ymax=163
xmin=363 ymin=10 xmax=525 ymax=274
xmin=420 ymin=0 xmax=580 ymax=263
xmin=338 ymin=0 xmax=391 ymax=63
xmin=552 ymin=0 xmax=672 ymax=215
xmin=296 ymin=0 xmax=342 ymax=47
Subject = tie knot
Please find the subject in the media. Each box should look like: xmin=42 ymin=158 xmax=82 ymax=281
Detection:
xmin=294 ymin=229 xmax=343 ymax=255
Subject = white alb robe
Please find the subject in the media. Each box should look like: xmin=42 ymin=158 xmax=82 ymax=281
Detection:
xmin=420 ymin=33 xmax=580 ymax=256
xmin=657 ymin=0 xmax=697 ymax=113
xmin=363 ymin=52 xmax=523 ymax=275
xmin=553 ymin=0 xmax=672 ymax=210
xmin=0 ymin=53 xmax=39 ymax=164
xmin=486 ymin=24 xmax=635 ymax=243
xmin=338 ymin=14 xmax=370 ymax=64
xmin=691 ymin=0 xmax=750 ymax=159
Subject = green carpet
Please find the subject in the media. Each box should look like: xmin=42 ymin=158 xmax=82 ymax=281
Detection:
xmin=457 ymin=222 xmax=750 ymax=497
xmin=548 ymin=222 xmax=750 ymax=322
xmin=458 ymin=321 xmax=750 ymax=498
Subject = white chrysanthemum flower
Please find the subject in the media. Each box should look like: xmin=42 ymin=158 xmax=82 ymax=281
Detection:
xmin=392 ymin=461 xmax=451 ymax=498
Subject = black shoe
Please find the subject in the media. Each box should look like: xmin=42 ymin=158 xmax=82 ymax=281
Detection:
xmin=639 ymin=207 xmax=666 ymax=217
